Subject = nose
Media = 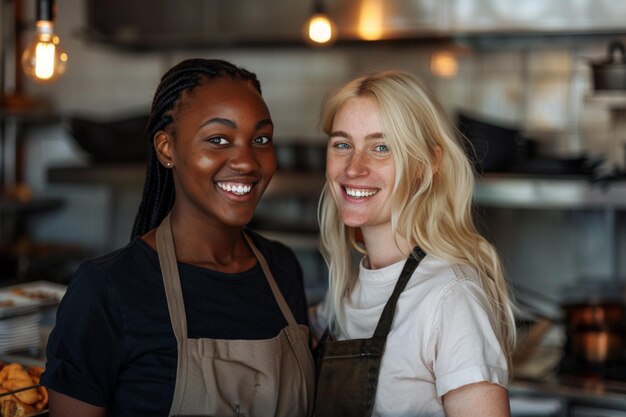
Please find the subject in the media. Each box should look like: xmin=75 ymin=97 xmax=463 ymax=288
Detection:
xmin=345 ymin=150 xmax=369 ymax=177
xmin=229 ymin=144 xmax=260 ymax=175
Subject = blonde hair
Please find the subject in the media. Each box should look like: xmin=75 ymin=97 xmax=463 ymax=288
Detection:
xmin=318 ymin=70 xmax=516 ymax=370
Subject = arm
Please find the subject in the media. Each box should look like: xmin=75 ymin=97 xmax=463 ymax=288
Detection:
xmin=49 ymin=390 xmax=107 ymax=417
xmin=443 ymin=382 xmax=510 ymax=417
xmin=43 ymin=263 xmax=124 ymax=411
xmin=429 ymin=279 xmax=511 ymax=415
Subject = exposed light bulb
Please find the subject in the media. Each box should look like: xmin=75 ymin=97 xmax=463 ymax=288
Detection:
xmin=358 ymin=0 xmax=384 ymax=40
xmin=430 ymin=50 xmax=458 ymax=79
xmin=305 ymin=13 xmax=337 ymax=45
xmin=21 ymin=1 xmax=68 ymax=84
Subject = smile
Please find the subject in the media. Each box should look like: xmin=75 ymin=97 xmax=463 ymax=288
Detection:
xmin=344 ymin=187 xmax=379 ymax=198
xmin=217 ymin=182 xmax=253 ymax=196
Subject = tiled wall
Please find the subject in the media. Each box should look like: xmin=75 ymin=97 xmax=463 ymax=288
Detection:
xmin=16 ymin=0 xmax=626 ymax=300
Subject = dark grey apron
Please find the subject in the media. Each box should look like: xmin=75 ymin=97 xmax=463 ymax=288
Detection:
xmin=314 ymin=247 xmax=426 ymax=417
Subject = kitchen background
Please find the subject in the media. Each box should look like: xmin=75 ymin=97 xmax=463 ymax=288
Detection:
xmin=7 ymin=0 xmax=625 ymax=298
xmin=3 ymin=0 xmax=626 ymax=414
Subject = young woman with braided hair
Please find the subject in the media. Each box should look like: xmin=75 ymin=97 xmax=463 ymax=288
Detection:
xmin=42 ymin=59 xmax=315 ymax=417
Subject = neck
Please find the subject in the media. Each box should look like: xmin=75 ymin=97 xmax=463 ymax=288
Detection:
xmin=167 ymin=208 xmax=255 ymax=272
xmin=360 ymin=225 xmax=412 ymax=270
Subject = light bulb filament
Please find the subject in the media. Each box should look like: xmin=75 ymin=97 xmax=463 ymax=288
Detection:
xmin=21 ymin=20 xmax=67 ymax=83
xmin=34 ymin=42 xmax=56 ymax=80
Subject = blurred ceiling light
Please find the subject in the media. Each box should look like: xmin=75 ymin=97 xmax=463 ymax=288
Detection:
xmin=21 ymin=0 xmax=68 ymax=83
xmin=358 ymin=0 xmax=384 ymax=40
xmin=430 ymin=50 xmax=458 ymax=79
xmin=304 ymin=0 xmax=337 ymax=46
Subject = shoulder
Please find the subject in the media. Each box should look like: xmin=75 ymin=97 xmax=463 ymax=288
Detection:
xmin=87 ymin=238 xmax=155 ymax=274
xmin=245 ymin=230 xmax=302 ymax=276
xmin=402 ymin=256 xmax=495 ymax=335
xmin=66 ymin=238 xmax=156 ymax=305
xmin=75 ymin=238 xmax=158 ymax=285
xmin=415 ymin=257 xmax=501 ymax=346
xmin=409 ymin=256 xmax=486 ymax=303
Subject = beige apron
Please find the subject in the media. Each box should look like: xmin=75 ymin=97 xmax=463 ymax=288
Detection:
xmin=155 ymin=214 xmax=315 ymax=417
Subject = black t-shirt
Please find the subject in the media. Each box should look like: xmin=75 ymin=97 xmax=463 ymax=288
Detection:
xmin=41 ymin=231 xmax=308 ymax=416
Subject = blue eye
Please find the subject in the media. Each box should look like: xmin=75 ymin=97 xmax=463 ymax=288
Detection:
xmin=253 ymin=136 xmax=272 ymax=145
xmin=374 ymin=144 xmax=389 ymax=153
xmin=334 ymin=142 xmax=351 ymax=150
xmin=208 ymin=136 xmax=229 ymax=145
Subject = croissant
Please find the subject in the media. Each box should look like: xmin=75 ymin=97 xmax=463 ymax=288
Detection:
xmin=0 ymin=363 xmax=49 ymax=416
xmin=1 ymin=400 xmax=35 ymax=417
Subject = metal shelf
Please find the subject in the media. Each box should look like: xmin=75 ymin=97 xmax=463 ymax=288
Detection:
xmin=475 ymin=174 xmax=626 ymax=209
xmin=47 ymin=164 xmax=626 ymax=210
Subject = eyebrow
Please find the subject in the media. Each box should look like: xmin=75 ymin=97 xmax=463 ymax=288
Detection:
xmin=329 ymin=130 xmax=384 ymax=140
xmin=200 ymin=117 xmax=273 ymax=130
xmin=201 ymin=117 xmax=236 ymax=129
xmin=255 ymin=119 xmax=274 ymax=130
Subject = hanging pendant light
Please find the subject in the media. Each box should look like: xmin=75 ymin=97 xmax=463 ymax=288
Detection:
xmin=304 ymin=0 xmax=337 ymax=46
xmin=21 ymin=0 xmax=68 ymax=83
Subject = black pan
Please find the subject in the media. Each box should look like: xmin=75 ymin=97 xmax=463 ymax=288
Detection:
xmin=68 ymin=114 xmax=149 ymax=163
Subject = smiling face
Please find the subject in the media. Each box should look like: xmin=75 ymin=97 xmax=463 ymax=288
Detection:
xmin=326 ymin=96 xmax=395 ymax=234
xmin=156 ymin=76 xmax=276 ymax=229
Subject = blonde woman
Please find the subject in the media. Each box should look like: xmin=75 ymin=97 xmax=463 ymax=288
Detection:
xmin=312 ymin=71 xmax=515 ymax=417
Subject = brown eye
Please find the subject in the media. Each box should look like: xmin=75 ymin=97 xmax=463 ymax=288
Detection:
xmin=252 ymin=136 xmax=272 ymax=145
xmin=208 ymin=136 xmax=229 ymax=145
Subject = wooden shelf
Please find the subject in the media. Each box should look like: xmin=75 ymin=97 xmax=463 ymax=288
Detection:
xmin=47 ymin=164 xmax=147 ymax=188
xmin=0 ymin=198 xmax=64 ymax=216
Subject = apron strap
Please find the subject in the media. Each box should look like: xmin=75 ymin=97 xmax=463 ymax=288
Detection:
xmin=156 ymin=215 xmax=300 ymax=344
xmin=371 ymin=247 xmax=426 ymax=340
xmin=156 ymin=213 xmax=189 ymax=341
xmin=243 ymin=233 xmax=299 ymax=327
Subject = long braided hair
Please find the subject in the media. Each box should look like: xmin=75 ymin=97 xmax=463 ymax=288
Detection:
xmin=131 ymin=58 xmax=262 ymax=239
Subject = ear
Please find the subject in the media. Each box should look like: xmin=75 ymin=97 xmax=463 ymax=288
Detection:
xmin=154 ymin=130 xmax=174 ymax=168
xmin=431 ymin=145 xmax=442 ymax=175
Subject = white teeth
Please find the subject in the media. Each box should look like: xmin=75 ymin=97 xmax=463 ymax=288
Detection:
xmin=345 ymin=187 xmax=378 ymax=198
xmin=217 ymin=182 xmax=252 ymax=195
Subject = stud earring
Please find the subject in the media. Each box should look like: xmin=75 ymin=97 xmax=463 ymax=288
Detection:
xmin=166 ymin=162 xmax=172 ymax=168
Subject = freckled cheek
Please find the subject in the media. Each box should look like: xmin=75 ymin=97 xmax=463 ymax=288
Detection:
xmin=325 ymin=162 xmax=345 ymax=202
xmin=326 ymin=156 xmax=345 ymax=181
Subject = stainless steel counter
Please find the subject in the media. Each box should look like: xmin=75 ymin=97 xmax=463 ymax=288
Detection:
xmin=511 ymin=377 xmax=626 ymax=416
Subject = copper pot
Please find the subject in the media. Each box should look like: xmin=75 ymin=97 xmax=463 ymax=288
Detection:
xmin=569 ymin=329 xmax=623 ymax=364
xmin=564 ymin=302 xmax=624 ymax=328
xmin=563 ymin=301 xmax=625 ymax=364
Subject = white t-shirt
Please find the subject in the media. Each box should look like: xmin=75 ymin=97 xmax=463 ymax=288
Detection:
xmin=315 ymin=254 xmax=509 ymax=417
